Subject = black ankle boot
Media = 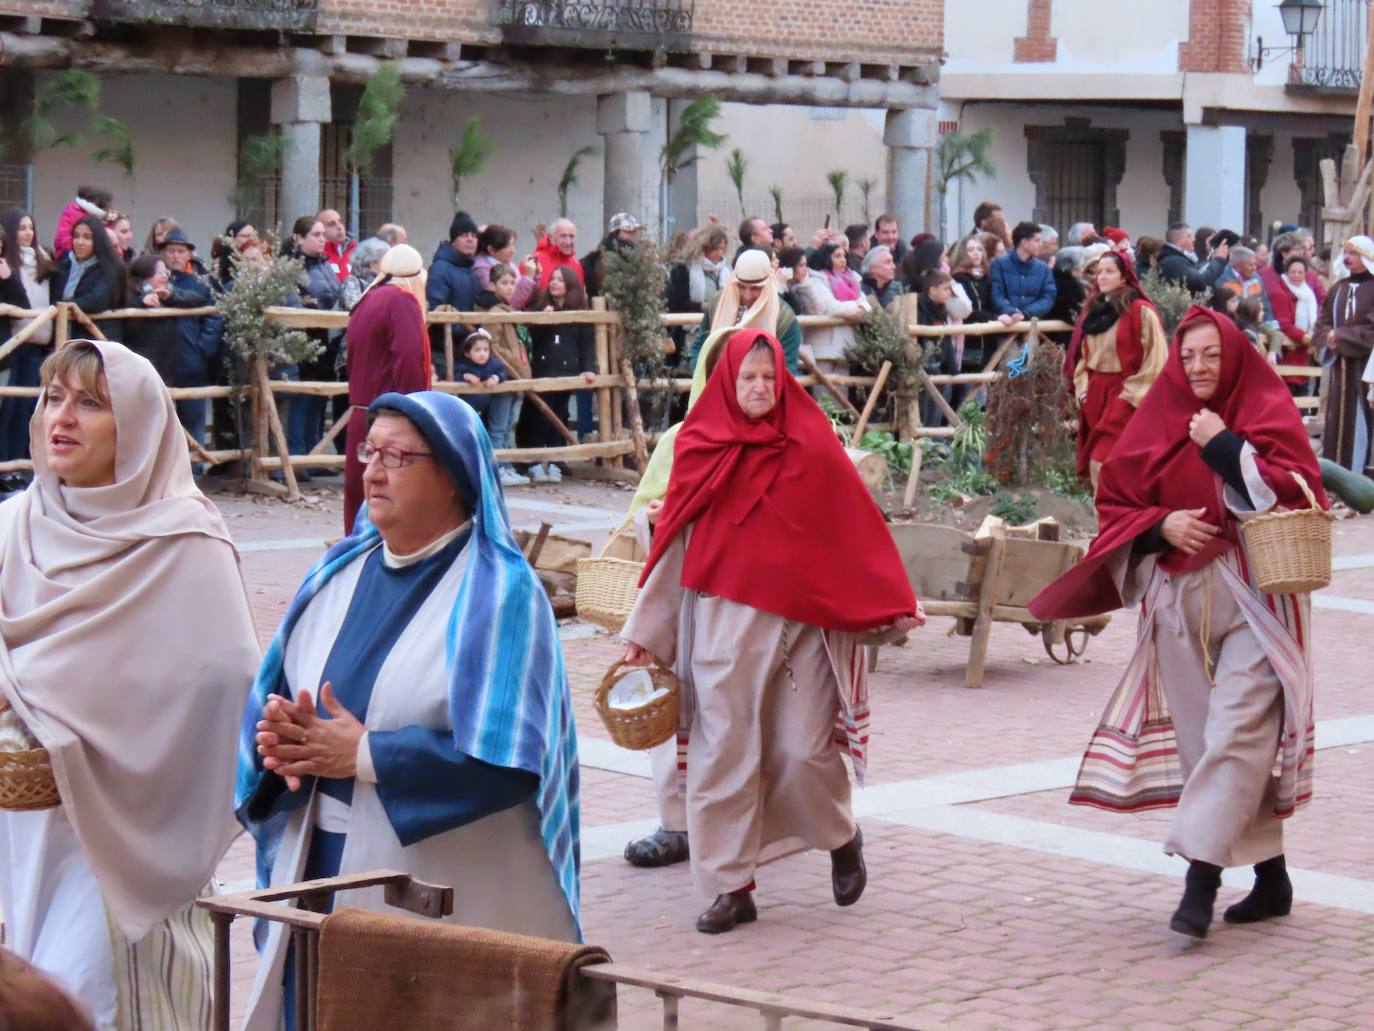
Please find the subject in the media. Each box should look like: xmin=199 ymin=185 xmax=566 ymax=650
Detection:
xmin=1224 ymin=855 xmax=1293 ymax=924
xmin=830 ymin=827 xmax=866 ymax=907
xmin=1170 ymin=860 xmax=1222 ymax=938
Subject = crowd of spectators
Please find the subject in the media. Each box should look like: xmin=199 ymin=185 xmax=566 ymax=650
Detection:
xmin=0 ymin=180 xmax=1339 ymax=492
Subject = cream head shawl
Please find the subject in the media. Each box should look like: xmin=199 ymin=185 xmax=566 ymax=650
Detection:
xmin=360 ymin=242 xmax=428 ymax=318
xmin=0 ymin=340 xmax=262 ymax=940
xmin=629 ymin=251 xmax=782 ymax=512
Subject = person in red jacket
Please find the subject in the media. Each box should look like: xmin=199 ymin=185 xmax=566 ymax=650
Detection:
xmin=531 ymin=218 xmax=584 ymax=290
xmin=343 ymin=244 xmax=432 ymax=531
xmin=51 ymin=185 xmax=112 ymax=262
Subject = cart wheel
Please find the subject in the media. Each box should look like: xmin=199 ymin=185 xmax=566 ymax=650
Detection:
xmin=1042 ymin=623 xmax=1090 ymax=665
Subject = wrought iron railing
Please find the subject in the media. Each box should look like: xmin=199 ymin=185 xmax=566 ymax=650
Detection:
xmin=494 ymin=0 xmax=695 ymax=51
xmin=90 ymin=0 xmax=318 ymax=32
xmin=1290 ymin=0 xmax=1368 ymax=91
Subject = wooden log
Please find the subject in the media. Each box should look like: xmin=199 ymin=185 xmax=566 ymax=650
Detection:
xmin=0 ymin=306 xmax=56 ymax=364
xmin=849 ymin=360 xmax=892 ymax=446
xmin=256 ymin=360 xmax=300 ymax=500
xmin=86 ymin=305 xmax=218 ymax=319
xmin=620 ymin=358 xmax=650 ymax=471
xmin=609 ymin=319 xmax=624 ymax=468
xmin=798 ymin=351 xmax=861 ymax=417
xmin=964 ymin=535 xmax=1007 ymax=689
xmin=183 ymin=428 xmax=216 ymax=465
xmin=1355 ymin=10 xmax=1374 ymax=168
xmin=66 ymin=304 xmax=108 ymax=342
xmin=54 ymin=302 xmax=68 ymax=350
xmin=593 ymin=298 xmax=613 ymax=451
xmin=443 ymin=323 xmax=455 ymax=382
xmin=250 ymin=358 xmax=271 ymax=483
xmin=921 ymin=374 xmax=963 ymax=427
xmin=308 ymin=409 xmax=352 ymax=457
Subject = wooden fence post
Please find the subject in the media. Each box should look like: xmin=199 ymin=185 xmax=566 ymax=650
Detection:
xmin=255 ymin=358 xmax=300 ymax=501
xmin=54 ymin=302 xmax=69 ymax=351
xmin=592 ymin=298 xmax=614 ymax=455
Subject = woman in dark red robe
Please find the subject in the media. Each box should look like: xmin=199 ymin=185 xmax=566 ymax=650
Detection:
xmin=1064 ymin=252 xmax=1168 ymax=489
xmin=1033 ymin=307 xmax=1326 ymax=940
xmin=342 ymin=245 xmax=431 ymax=532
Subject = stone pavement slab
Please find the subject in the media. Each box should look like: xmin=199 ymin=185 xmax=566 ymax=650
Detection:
xmin=210 ymin=480 xmax=1374 ymax=1029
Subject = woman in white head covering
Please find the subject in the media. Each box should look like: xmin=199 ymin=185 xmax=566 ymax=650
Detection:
xmin=0 ymin=340 xmax=261 ymax=1030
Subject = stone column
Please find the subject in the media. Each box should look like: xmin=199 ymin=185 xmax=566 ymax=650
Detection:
xmin=1184 ymin=124 xmax=1246 ymax=232
xmin=271 ymin=74 xmax=331 ymax=225
xmin=884 ymin=107 xmax=938 ymax=242
xmin=665 ymin=97 xmax=699 ymax=237
xmin=597 ymin=91 xmax=653 ymax=235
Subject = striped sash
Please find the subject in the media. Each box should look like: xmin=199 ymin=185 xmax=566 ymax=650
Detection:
xmin=1070 ymin=549 xmax=1314 ymax=816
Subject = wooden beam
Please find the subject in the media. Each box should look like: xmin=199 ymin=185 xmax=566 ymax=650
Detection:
xmin=0 ymin=31 xmax=941 ymax=109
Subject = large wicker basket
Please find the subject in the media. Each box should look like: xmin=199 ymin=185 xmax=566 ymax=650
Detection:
xmin=0 ymin=703 xmax=58 ymax=812
xmin=593 ymin=659 xmax=679 ymax=751
xmin=1241 ymin=471 xmax=1334 ymax=595
xmin=575 ymin=521 xmax=643 ymax=633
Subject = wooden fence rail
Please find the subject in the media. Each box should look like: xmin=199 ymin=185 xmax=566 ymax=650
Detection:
xmin=0 ymin=301 xmax=1325 ymax=503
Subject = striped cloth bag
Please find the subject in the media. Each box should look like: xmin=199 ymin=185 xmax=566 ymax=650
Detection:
xmin=1069 ymin=573 xmax=1186 ymax=812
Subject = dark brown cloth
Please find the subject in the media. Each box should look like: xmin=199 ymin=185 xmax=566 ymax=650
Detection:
xmin=315 ymin=908 xmax=616 ymax=1031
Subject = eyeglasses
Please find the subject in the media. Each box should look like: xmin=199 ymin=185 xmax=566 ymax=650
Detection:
xmin=357 ymin=442 xmax=434 ymax=469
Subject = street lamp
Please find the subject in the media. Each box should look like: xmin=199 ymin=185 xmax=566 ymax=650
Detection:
xmin=1253 ymin=0 xmax=1325 ymax=71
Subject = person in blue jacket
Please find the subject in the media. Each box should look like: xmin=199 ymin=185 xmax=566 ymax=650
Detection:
xmin=426 ymin=210 xmax=480 ymax=378
xmin=159 ymin=228 xmax=223 ymax=450
xmin=989 ymin=220 xmax=1057 ymax=324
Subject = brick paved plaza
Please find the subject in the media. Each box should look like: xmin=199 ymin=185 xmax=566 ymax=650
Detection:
xmin=213 ymin=477 xmax=1374 ymax=1030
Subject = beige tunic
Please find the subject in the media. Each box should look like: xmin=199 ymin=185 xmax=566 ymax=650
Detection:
xmin=623 ymin=530 xmax=855 ymax=898
xmin=1151 ymin=562 xmax=1285 ymax=868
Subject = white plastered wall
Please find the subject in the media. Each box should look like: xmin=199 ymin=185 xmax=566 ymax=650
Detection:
xmin=30 ymin=72 xmax=238 ymax=256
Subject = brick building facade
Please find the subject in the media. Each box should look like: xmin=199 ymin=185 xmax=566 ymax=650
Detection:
xmin=0 ymin=0 xmax=943 ymax=249
xmin=940 ymin=0 xmax=1363 ymax=244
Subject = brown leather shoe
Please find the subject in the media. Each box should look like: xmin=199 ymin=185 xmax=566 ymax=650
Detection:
xmin=831 ymin=827 xmax=866 ymax=907
xmin=695 ymin=890 xmax=757 ymax=934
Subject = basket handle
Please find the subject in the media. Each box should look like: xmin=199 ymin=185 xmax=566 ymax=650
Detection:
xmin=596 ymin=518 xmax=638 ymax=559
xmin=1289 ymin=470 xmax=1321 ymax=512
xmin=604 ymin=655 xmax=671 ymax=679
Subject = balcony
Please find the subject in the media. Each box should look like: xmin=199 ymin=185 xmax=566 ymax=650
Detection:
xmin=1289 ymin=0 xmax=1367 ymax=92
xmin=90 ymin=0 xmax=318 ymax=33
xmin=494 ymin=0 xmax=695 ymax=52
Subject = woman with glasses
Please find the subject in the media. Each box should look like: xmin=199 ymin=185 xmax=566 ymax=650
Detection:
xmin=237 ymin=390 xmax=582 ymax=1030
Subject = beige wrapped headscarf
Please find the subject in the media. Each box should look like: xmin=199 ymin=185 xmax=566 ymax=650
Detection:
xmin=707 ymin=247 xmax=780 ymax=336
xmin=0 ymin=340 xmax=262 ymax=940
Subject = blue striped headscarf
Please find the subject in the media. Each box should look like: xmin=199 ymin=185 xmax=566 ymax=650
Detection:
xmin=234 ymin=391 xmax=581 ymax=932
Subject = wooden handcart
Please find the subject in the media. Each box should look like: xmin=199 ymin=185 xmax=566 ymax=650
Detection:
xmin=883 ymin=519 xmax=1110 ymax=688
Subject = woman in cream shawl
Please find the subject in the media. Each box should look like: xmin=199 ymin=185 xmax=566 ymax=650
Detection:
xmin=0 ymin=340 xmax=261 ymax=1029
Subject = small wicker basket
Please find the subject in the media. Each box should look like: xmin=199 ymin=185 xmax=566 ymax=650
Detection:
xmin=0 ymin=703 xmax=58 ymax=812
xmin=1241 ymin=471 xmax=1334 ymax=595
xmin=576 ymin=521 xmax=644 ymax=633
xmin=593 ymin=659 xmax=679 ymax=751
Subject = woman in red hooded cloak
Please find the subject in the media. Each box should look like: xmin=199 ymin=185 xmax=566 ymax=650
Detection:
xmin=1064 ymin=251 xmax=1169 ymax=489
xmin=1033 ymin=306 xmax=1327 ymax=940
xmin=620 ymin=328 xmax=922 ymax=934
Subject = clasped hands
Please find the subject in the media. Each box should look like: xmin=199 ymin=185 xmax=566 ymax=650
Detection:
xmin=1161 ymin=408 xmax=1229 ymax=555
xmin=255 ymin=682 xmax=365 ymax=791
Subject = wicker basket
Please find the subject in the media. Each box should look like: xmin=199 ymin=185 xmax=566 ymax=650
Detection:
xmin=0 ymin=704 xmax=58 ymax=812
xmin=593 ymin=659 xmax=679 ymax=751
xmin=1241 ymin=471 xmax=1334 ymax=595
xmin=576 ymin=521 xmax=644 ymax=633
